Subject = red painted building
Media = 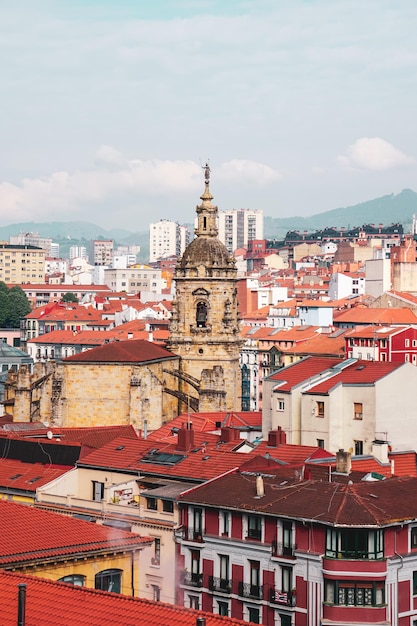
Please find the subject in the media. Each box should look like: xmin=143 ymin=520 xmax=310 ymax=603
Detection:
xmin=176 ymin=467 xmax=417 ymax=625
xmin=345 ymin=324 xmax=417 ymax=365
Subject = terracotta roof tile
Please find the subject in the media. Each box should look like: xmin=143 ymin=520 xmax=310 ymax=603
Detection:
xmin=0 ymin=570 xmax=249 ymax=626
xmin=179 ymin=471 xmax=417 ymax=526
xmin=306 ymin=360 xmax=402 ymax=394
xmin=63 ymin=339 xmax=177 ymax=363
xmin=267 ymin=356 xmax=343 ymax=390
xmin=334 ymin=307 xmax=417 ymax=324
xmin=0 ymin=500 xmax=151 ymax=566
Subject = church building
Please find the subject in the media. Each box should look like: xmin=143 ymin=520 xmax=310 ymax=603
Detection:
xmin=167 ymin=165 xmax=243 ymax=412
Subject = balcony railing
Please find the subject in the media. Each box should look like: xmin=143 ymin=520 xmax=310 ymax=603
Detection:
xmin=185 ymin=528 xmax=204 ymax=542
xmin=208 ymin=576 xmax=232 ymax=594
xmin=246 ymin=529 xmax=261 ymax=541
xmin=238 ymin=582 xmax=263 ymax=600
xmin=181 ymin=571 xmax=203 ymax=587
xmin=271 ymin=540 xmax=297 ymax=558
xmin=269 ymin=588 xmax=296 ymax=606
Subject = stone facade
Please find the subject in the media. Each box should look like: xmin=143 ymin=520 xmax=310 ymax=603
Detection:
xmin=167 ymin=168 xmax=243 ymax=412
xmin=5 ymin=344 xmax=180 ymax=431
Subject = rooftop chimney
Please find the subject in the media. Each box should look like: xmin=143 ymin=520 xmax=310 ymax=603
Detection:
xmin=177 ymin=422 xmax=195 ymax=452
xmin=267 ymin=426 xmax=286 ymax=447
xmin=255 ymin=475 xmax=265 ymax=498
xmin=221 ymin=427 xmax=240 ymax=442
xmin=371 ymin=440 xmax=389 ymax=464
xmin=335 ymin=449 xmax=351 ymax=474
xmin=196 ymin=619 xmax=206 ymax=626
xmin=18 ymin=583 xmax=26 ymax=626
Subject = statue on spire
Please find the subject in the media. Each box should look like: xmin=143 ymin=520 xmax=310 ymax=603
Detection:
xmin=203 ymin=162 xmax=210 ymax=185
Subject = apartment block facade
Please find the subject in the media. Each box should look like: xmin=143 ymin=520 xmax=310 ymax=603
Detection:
xmin=149 ymin=220 xmax=190 ymax=263
xmin=0 ymin=244 xmax=45 ymax=284
xmin=217 ymin=209 xmax=263 ymax=255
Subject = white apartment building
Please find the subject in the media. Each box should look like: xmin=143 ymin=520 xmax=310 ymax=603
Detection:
xmin=149 ymin=220 xmax=189 ymax=263
xmin=103 ymin=265 xmax=167 ymax=294
xmin=69 ymin=246 xmax=88 ymax=261
xmin=10 ymin=232 xmax=55 ymax=257
xmin=217 ymin=209 xmax=263 ymax=254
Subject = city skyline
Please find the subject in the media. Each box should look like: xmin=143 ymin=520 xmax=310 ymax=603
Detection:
xmin=1 ymin=0 xmax=417 ymax=229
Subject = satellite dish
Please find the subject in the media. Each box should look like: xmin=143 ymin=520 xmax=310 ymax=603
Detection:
xmin=46 ymin=430 xmax=53 ymax=440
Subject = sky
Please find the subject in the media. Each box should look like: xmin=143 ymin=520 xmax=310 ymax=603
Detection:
xmin=1 ymin=0 xmax=417 ymax=231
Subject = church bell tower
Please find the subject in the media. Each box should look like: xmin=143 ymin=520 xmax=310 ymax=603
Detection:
xmin=167 ymin=165 xmax=243 ymax=412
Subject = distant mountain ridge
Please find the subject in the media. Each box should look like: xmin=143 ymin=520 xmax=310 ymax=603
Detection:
xmin=0 ymin=189 xmax=415 ymax=247
xmin=265 ymin=188 xmax=417 ymax=239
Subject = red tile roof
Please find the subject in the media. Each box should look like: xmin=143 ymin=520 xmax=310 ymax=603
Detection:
xmin=179 ymin=471 xmax=417 ymax=526
xmin=334 ymin=307 xmax=417 ymax=324
xmin=148 ymin=411 xmax=262 ymax=441
xmin=0 ymin=570 xmax=249 ymax=626
xmin=0 ymin=500 xmax=151 ymax=566
xmin=306 ymin=359 xmax=402 ymax=394
xmin=267 ymin=356 xmax=343 ymax=390
xmin=63 ymin=339 xmax=177 ymax=363
xmin=3 ymin=425 xmax=139 ymax=449
xmin=0 ymin=459 xmax=69 ymax=493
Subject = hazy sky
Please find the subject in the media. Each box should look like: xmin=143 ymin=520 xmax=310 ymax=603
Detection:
xmin=1 ymin=0 xmax=417 ymax=230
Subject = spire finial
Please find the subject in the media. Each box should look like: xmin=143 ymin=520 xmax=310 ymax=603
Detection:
xmin=203 ymin=161 xmax=210 ymax=185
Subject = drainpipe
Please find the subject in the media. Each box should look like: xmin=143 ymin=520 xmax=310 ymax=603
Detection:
xmin=17 ymin=583 xmax=26 ymax=626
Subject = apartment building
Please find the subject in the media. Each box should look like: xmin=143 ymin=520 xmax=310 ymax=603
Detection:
xmin=149 ymin=220 xmax=190 ymax=263
xmin=217 ymin=209 xmax=263 ymax=255
xmin=89 ymin=239 xmax=114 ymax=266
xmin=103 ymin=265 xmax=166 ymax=293
xmin=0 ymin=244 xmax=45 ymax=284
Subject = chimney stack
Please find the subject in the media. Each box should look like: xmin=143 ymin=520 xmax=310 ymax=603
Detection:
xmin=177 ymin=422 xmax=195 ymax=452
xmin=267 ymin=426 xmax=286 ymax=447
xmin=18 ymin=583 xmax=26 ymax=626
xmin=335 ymin=449 xmax=352 ymax=474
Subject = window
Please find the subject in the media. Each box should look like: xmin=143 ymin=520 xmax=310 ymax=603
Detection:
xmin=282 ymin=521 xmax=294 ymax=557
xmin=152 ymin=537 xmax=161 ymax=565
xmin=316 ymin=401 xmax=324 ymax=417
xmin=281 ymin=566 xmax=292 ymax=593
xmin=219 ymin=554 xmax=229 ymax=586
xmin=413 ymin=571 xmax=417 ymax=595
xmin=162 ymin=499 xmax=174 ymax=513
xmin=221 ymin=510 xmax=230 ymax=536
xmin=146 ymin=496 xmax=157 ymax=510
xmin=152 ymin=584 xmax=160 ymax=601
xmin=247 ymin=515 xmax=262 ymax=540
xmin=58 ymin=575 xmax=85 ymax=587
xmin=405 ymin=339 xmax=410 ymax=347
xmin=317 ymin=439 xmax=325 ymax=449
xmin=189 ymin=595 xmax=199 ymax=609
xmin=353 ymin=402 xmax=363 ymax=419
xmin=217 ymin=601 xmax=229 ymax=616
xmin=354 ymin=440 xmax=363 ymax=455
xmin=325 ymin=580 xmax=385 ymax=606
xmin=92 ymin=481 xmax=104 ymax=502
xmin=413 ymin=340 xmax=417 ymax=347
xmin=248 ymin=607 xmax=260 ymax=623
xmin=277 ymin=398 xmax=285 ymax=411
xmin=279 ymin=616 xmax=291 ymax=626
xmin=191 ymin=549 xmax=201 ymax=585
xmin=196 ymin=301 xmax=208 ymax=328
xmin=326 ymin=528 xmax=383 ymax=559
xmin=249 ymin=560 xmax=260 ymax=597
xmin=193 ymin=507 xmax=203 ymax=539
xmin=95 ymin=569 xmax=122 ymax=593
xmin=411 ymin=527 xmax=417 ymax=548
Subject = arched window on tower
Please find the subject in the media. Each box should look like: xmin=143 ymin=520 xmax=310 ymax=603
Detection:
xmin=196 ymin=301 xmax=208 ymax=328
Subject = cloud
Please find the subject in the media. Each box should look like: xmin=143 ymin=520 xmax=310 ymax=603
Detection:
xmin=0 ymin=152 xmax=281 ymax=225
xmin=218 ymin=160 xmax=282 ymax=184
xmin=338 ymin=137 xmax=415 ymax=171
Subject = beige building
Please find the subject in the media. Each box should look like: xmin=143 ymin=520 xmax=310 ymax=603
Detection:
xmin=262 ymin=356 xmax=417 ymax=454
xmin=168 ymin=167 xmax=243 ymax=412
xmin=4 ymin=340 xmax=180 ymax=431
xmin=0 ymin=244 xmax=45 ymax=284
xmin=36 ymin=457 xmax=189 ymax=605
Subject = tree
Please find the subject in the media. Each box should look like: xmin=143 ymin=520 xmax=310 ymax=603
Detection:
xmin=0 ymin=283 xmax=31 ymax=328
xmin=61 ymin=292 xmax=79 ymax=303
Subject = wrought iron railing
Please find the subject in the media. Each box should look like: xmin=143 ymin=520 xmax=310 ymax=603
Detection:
xmin=208 ymin=576 xmax=232 ymax=593
xmin=238 ymin=582 xmax=263 ymax=600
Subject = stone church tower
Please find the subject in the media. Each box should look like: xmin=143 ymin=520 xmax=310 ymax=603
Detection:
xmin=167 ymin=165 xmax=243 ymax=412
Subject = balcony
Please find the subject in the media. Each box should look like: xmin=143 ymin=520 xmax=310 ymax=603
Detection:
xmin=269 ymin=588 xmax=296 ymax=606
xmin=238 ymin=582 xmax=263 ymax=600
xmin=271 ymin=540 xmax=297 ymax=558
xmin=181 ymin=571 xmax=203 ymax=588
xmin=208 ymin=576 xmax=232 ymax=594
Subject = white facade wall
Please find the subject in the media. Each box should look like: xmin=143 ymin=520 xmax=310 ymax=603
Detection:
xmin=365 ymin=258 xmax=391 ymax=298
xmin=217 ymin=209 xmax=263 ymax=254
xmin=149 ymin=220 xmax=189 ymax=263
